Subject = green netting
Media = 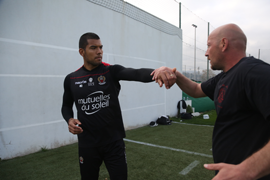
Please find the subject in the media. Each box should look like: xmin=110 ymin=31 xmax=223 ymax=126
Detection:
xmin=182 ymin=92 xmax=215 ymax=112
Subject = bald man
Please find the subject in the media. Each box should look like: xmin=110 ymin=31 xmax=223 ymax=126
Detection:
xmin=152 ymin=24 xmax=270 ymax=180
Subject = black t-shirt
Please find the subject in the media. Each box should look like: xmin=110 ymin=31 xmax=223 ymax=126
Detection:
xmin=201 ymin=57 xmax=270 ymax=179
xmin=61 ymin=63 xmax=153 ymax=147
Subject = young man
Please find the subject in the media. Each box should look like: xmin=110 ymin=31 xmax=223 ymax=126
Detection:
xmin=152 ymin=24 xmax=270 ymax=180
xmin=61 ymin=32 xmax=157 ymax=180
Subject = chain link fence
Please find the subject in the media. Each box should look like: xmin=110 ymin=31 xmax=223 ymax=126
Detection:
xmin=88 ymin=0 xmax=268 ymax=82
xmin=87 ymin=0 xmax=181 ymax=38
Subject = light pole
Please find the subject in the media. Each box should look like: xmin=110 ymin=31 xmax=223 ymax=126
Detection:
xmin=192 ymin=24 xmax=197 ymax=81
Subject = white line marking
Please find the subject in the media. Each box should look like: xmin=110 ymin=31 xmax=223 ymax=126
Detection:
xmin=179 ymin=160 xmax=200 ymax=175
xmin=124 ymin=139 xmax=212 ymax=158
xmin=172 ymin=121 xmax=214 ymax=127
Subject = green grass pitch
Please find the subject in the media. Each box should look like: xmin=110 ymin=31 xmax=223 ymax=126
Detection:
xmin=0 ymin=111 xmax=216 ymax=180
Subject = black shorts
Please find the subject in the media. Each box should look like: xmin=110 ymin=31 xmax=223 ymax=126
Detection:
xmin=78 ymin=139 xmax=127 ymax=180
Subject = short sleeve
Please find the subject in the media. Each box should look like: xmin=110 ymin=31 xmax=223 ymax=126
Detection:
xmin=201 ymin=72 xmax=224 ymax=100
xmin=245 ymin=63 xmax=270 ymax=121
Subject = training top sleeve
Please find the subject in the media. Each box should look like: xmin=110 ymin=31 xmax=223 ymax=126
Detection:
xmin=110 ymin=64 xmax=154 ymax=82
xmin=61 ymin=75 xmax=74 ymax=123
xmin=201 ymin=72 xmax=224 ymax=100
xmin=245 ymin=63 xmax=270 ymax=121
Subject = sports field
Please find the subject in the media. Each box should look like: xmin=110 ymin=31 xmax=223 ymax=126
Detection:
xmin=0 ymin=112 xmax=216 ymax=180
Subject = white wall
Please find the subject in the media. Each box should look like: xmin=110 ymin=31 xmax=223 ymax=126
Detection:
xmin=0 ymin=0 xmax=182 ymax=159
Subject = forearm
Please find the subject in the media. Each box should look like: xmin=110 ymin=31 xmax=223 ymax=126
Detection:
xmin=62 ymin=75 xmax=75 ymax=123
xmin=132 ymin=68 xmax=154 ymax=82
xmin=117 ymin=68 xmax=154 ymax=82
xmin=61 ymin=105 xmax=74 ymax=123
xmin=175 ymin=71 xmax=205 ymax=98
xmin=240 ymin=140 xmax=270 ymax=179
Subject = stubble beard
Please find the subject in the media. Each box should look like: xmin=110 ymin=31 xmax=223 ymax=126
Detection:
xmin=85 ymin=55 xmax=103 ymax=67
xmin=210 ymin=62 xmax=223 ymax=71
xmin=87 ymin=60 xmax=102 ymax=67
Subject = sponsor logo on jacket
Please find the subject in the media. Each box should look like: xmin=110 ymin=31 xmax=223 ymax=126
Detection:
xmin=78 ymin=91 xmax=110 ymax=115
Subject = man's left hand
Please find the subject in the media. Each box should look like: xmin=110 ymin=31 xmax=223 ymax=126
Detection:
xmin=151 ymin=66 xmax=176 ymax=89
xmin=204 ymin=163 xmax=253 ymax=180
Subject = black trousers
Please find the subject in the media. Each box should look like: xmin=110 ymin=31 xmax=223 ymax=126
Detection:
xmin=79 ymin=139 xmax=127 ymax=180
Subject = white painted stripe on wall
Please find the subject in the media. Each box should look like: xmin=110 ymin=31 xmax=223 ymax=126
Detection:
xmin=0 ymin=37 xmax=164 ymax=64
xmin=179 ymin=160 xmax=200 ymax=175
xmin=0 ymin=103 xmax=165 ymax=132
xmin=0 ymin=120 xmax=65 ymax=132
xmin=106 ymin=53 xmax=165 ymax=64
xmin=0 ymin=117 xmax=213 ymax=133
xmin=122 ymin=103 xmax=164 ymax=112
xmin=124 ymin=139 xmax=212 ymax=158
xmin=0 ymin=38 xmax=78 ymax=51
xmin=0 ymin=74 xmax=65 ymax=78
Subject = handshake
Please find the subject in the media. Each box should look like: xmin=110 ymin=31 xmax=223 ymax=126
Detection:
xmin=151 ymin=66 xmax=178 ymax=89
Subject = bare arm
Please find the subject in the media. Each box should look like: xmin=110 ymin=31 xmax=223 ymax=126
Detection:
xmin=151 ymin=66 xmax=206 ymax=98
xmin=204 ymin=140 xmax=270 ymax=180
xmin=243 ymin=140 xmax=270 ymax=179
xmin=174 ymin=70 xmax=206 ymax=98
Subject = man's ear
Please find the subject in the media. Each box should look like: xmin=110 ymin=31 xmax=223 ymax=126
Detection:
xmin=79 ymin=48 xmax=84 ymax=57
xmin=221 ymin=38 xmax=228 ymax=52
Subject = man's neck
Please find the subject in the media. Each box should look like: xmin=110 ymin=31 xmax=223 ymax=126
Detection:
xmin=83 ymin=63 xmax=99 ymax=71
xmin=223 ymin=54 xmax=246 ymax=72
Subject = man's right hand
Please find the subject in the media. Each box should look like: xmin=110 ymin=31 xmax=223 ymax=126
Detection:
xmin=68 ymin=118 xmax=83 ymax=134
xmin=151 ymin=66 xmax=177 ymax=89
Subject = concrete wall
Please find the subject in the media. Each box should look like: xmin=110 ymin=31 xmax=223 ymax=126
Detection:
xmin=0 ymin=0 xmax=182 ymax=159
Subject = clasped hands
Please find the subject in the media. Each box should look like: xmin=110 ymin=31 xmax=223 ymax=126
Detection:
xmin=151 ymin=66 xmax=177 ymax=89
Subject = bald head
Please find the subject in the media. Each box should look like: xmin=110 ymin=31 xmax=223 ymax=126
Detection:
xmin=206 ymin=24 xmax=247 ymax=72
xmin=211 ymin=23 xmax=247 ymax=52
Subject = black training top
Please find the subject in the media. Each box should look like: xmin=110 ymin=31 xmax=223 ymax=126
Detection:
xmin=62 ymin=62 xmax=154 ymax=147
xmin=201 ymin=57 xmax=270 ymax=180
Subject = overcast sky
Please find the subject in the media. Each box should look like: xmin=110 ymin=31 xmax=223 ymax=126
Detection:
xmin=125 ymin=0 xmax=270 ymax=64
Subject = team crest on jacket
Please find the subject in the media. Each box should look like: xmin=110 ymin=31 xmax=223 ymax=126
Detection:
xmin=98 ymin=75 xmax=106 ymax=85
xmin=88 ymin=77 xmax=94 ymax=86
xmin=218 ymin=84 xmax=228 ymax=104
xmin=79 ymin=156 xmax=84 ymax=164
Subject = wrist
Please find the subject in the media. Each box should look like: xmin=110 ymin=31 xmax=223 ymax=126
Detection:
xmin=238 ymin=162 xmax=256 ymax=180
xmin=68 ymin=118 xmax=74 ymax=124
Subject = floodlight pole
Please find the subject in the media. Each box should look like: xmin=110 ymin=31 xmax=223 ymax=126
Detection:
xmin=179 ymin=2 xmax=181 ymax=29
xmin=207 ymin=22 xmax=210 ymax=80
xmin=192 ymin=24 xmax=197 ymax=81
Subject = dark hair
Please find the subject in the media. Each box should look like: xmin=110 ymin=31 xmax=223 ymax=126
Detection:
xmin=79 ymin=32 xmax=100 ymax=49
